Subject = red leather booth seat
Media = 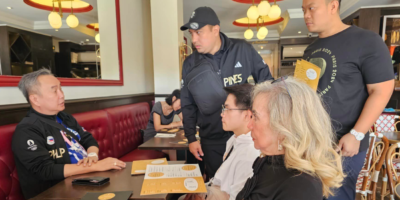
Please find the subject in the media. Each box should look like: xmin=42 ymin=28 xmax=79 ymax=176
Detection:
xmin=105 ymin=103 xmax=165 ymax=162
xmin=0 ymin=102 xmax=165 ymax=200
xmin=0 ymin=124 xmax=24 ymax=200
xmin=72 ymin=110 xmax=114 ymax=160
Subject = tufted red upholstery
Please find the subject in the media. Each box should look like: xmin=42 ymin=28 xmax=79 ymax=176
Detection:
xmin=131 ymin=103 xmax=151 ymax=145
xmin=105 ymin=103 xmax=166 ymax=161
xmin=0 ymin=102 xmax=166 ymax=199
xmin=0 ymin=124 xmax=24 ymax=200
xmin=72 ymin=110 xmax=115 ymax=160
xmin=105 ymin=104 xmax=142 ymax=158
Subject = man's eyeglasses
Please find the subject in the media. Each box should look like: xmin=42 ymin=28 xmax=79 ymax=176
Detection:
xmin=221 ymin=105 xmax=247 ymax=114
xmin=271 ymin=76 xmax=291 ymax=98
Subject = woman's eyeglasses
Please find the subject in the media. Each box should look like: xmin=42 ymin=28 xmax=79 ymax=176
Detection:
xmin=271 ymin=76 xmax=291 ymax=98
xmin=221 ymin=105 xmax=247 ymax=114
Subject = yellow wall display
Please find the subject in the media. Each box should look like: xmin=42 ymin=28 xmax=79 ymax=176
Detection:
xmin=131 ymin=158 xmax=168 ymax=175
xmin=294 ymin=59 xmax=321 ymax=91
xmin=141 ymin=164 xmax=207 ymax=195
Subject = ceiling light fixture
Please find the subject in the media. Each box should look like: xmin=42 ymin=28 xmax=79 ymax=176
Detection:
xmin=48 ymin=2 xmax=62 ymax=29
xmin=236 ymin=0 xmax=282 ymax=40
xmin=95 ymin=33 xmax=100 ymax=43
xmin=66 ymin=3 xmax=79 ymax=28
xmin=256 ymin=17 xmax=267 ymax=40
xmin=244 ymin=18 xmax=254 ymax=40
xmin=268 ymin=0 xmax=281 ymax=19
xmin=25 ymin=0 xmax=92 ymax=29
xmin=87 ymin=23 xmax=100 ymax=31
xmin=247 ymin=0 xmax=259 ymax=20
xmin=258 ymin=26 xmax=268 ymax=37
xmin=298 ymin=31 xmax=301 ymax=34
xmin=7 ymin=7 xmax=12 ymax=10
xmin=257 ymin=0 xmax=270 ymax=16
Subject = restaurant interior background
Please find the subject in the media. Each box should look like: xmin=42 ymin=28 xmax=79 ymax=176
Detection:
xmin=0 ymin=0 xmax=399 ymax=107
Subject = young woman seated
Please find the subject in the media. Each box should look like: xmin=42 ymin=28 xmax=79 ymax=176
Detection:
xmin=143 ymin=89 xmax=182 ymax=160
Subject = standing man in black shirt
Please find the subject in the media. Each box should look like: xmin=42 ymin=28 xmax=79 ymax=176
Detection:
xmin=180 ymin=7 xmax=273 ymax=179
xmin=302 ymin=0 xmax=394 ymax=199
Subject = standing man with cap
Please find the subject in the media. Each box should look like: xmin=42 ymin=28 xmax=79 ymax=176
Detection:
xmin=302 ymin=0 xmax=394 ymax=199
xmin=180 ymin=6 xmax=273 ymax=179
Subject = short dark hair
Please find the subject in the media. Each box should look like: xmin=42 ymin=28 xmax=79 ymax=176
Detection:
xmin=165 ymin=89 xmax=180 ymax=105
xmin=223 ymin=84 xmax=254 ymax=109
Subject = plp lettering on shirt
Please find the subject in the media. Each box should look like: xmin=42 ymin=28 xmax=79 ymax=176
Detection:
xmin=49 ymin=148 xmax=66 ymax=159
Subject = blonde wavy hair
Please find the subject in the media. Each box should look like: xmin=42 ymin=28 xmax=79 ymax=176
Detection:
xmin=252 ymin=76 xmax=344 ymax=198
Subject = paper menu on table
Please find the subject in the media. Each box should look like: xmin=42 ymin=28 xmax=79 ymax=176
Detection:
xmin=155 ymin=133 xmax=176 ymax=138
xmin=294 ymin=59 xmax=321 ymax=91
xmin=140 ymin=164 xmax=207 ymax=195
xmin=131 ymin=158 xmax=168 ymax=175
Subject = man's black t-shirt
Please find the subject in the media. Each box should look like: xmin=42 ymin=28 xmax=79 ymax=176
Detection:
xmin=303 ymin=26 xmax=394 ymax=151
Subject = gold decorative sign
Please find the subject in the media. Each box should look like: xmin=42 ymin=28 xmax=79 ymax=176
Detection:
xmin=294 ymin=59 xmax=321 ymax=91
xmin=98 ymin=193 xmax=116 ymax=200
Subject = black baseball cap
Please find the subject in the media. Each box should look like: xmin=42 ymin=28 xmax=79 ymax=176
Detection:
xmin=180 ymin=7 xmax=220 ymax=31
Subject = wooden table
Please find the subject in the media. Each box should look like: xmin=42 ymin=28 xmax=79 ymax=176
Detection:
xmin=381 ymin=132 xmax=400 ymax=144
xmin=138 ymin=130 xmax=190 ymax=151
xmin=32 ymin=161 xmax=185 ymax=200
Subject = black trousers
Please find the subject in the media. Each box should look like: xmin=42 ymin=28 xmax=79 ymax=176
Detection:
xmin=201 ymin=143 xmax=227 ymax=179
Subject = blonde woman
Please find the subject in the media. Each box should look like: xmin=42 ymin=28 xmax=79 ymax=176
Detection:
xmin=236 ymin=76 xmax=344 ymax=200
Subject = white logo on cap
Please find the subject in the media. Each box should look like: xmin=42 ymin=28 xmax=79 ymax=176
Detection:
xmin=190 ymin=22 xmax=199 ymax=30
xmin=191 ymin=11 xmax=195 ymax=19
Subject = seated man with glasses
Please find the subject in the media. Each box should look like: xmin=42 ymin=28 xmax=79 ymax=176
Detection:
xmin=181 ymin=84 xmax=259 ymax=200
xmin=12 ymin=69 xmax=126 ymax=199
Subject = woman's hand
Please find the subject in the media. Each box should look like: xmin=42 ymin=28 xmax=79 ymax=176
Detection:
xmin=169 ymin=121 xmax=182 ymax=129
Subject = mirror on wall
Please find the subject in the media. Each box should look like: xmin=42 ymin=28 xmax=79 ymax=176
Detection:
xmin=382 ymin=15 xmax=400 ymax=79
xmin=0 ymin=0 xmax=120 ymax=81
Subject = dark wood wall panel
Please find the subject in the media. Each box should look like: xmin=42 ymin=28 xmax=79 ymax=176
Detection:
xmin=155 ymin=94 xmax=170 ymax=98
xmin=359 ymin=8 xmax=381 ymax=34
xmin=0 ymin=93 xmax=155 ymax=126
xmin=0 ymin=26 xmax=11 ymax=75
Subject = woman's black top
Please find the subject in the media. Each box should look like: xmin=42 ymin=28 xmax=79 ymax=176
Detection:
xmin=236 ymin=155 xmax=323 ymax=200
